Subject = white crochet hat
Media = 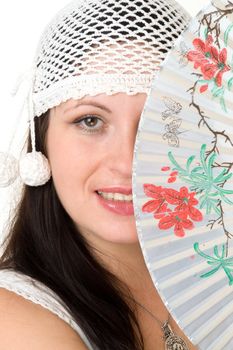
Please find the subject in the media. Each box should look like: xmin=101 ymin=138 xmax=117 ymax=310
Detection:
xmin=0 ymin=0 xmax=190 ymax=188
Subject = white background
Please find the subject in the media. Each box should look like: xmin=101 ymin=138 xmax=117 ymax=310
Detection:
xmin=0 ymin=0 xmax=209 ymax=236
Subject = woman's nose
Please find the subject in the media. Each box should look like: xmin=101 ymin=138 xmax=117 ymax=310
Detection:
xmin=107 ymin=123 xmax=138 ymax=178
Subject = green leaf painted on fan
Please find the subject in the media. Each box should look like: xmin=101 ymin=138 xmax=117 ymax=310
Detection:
xmin=167 ymin=144 xmax=233 ymax=216
xmin=209 ymin=81 xmax=227 ymax=112
xmin=200 ymin=265 xmax=222 ymax=277
xmin=167 ymin=151 xmax=184 ymax=173
xmin=214 ymin=244 xmax=225 ymax=259
xmin=218 ymin=187 xmax=233 ymax=194
xmin=211 ymin=85 xmax=224 ymax=98
xmin=212 ymin=184 xmax=233 ymax=195
xmin=213 ymin=169 xmax=232 ymax=183
xmin=207 ymin=152 xmax=217 ymax=178
xmin=228 ymin=77 xmax=233 ymax=90
xmin=208 ymin=191 xmax=219 ymax=197
xmin=186 ymin=155 xmax=195 ymax=170
xmin=219 ymin=192 xmax=233 ymax=205
xmin=200 ymin=144 xmax=208 ymax=173
xmin=198 ymin=79 xmax=213 ymax=85
xmin=199 ymin=78 xmax=214 ymax=84
xmin=194 ymin=243 xmax=233 ymax=285
xmin=220 ymin=97 xmax=227 ymax=113
xmin=213 ymin=202 xmax=221 ymax=216
xmin=191 ymin=173 xmax=207 ymax=181
xmin=224 ymin=24 xmax=233 ymax=46
xmin=204 ymin=27 xmax=208 ymax=40
xmin=191 ymin=166 xmax=203 ymax=173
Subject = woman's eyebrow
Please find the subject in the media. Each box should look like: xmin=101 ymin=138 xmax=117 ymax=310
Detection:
xmin=65 ymin=100 xmax=112 ymax=113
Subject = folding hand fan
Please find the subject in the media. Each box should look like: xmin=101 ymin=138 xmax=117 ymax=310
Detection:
xmin=132 ymin=1 xmax=233 ymax=349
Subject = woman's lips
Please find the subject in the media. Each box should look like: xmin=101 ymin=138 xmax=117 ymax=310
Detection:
xmin=95 ymin=192 xmax=134 ymax=216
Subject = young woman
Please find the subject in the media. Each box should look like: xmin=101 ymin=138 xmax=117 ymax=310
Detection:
xmin=0 ymin=0 xmax=197 ymax=349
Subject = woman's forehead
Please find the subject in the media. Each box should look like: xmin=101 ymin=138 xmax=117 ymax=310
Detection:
xmin=56 ymin=92 xmax=147 ymax=111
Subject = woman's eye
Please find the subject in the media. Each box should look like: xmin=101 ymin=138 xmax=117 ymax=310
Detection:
xmin=73 ymin=115 xmax=105 ymax=134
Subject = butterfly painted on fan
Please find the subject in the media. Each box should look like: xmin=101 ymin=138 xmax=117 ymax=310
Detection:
xmin=162 ymin=118 xmax=183 ymax=147
xmin=161 ymin=97 xmax=182 ymax=120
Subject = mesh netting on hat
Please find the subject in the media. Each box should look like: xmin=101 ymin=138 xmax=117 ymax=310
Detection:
xmin=32 ymin=0 xmax=190 ymax=117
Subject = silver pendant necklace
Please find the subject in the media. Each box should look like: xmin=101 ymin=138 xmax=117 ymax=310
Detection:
xmin=133 ymin=299 xmax=190 ymax=350
xmin=162 ymin=321 xmax=189 ymax=350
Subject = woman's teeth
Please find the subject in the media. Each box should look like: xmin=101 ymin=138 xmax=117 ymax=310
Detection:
xmin=97 ymin=191 xmax=133 ymax=202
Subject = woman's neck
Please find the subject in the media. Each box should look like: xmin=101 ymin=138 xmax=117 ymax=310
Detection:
xmin=87 ymin=235 xmax=168 ymax=319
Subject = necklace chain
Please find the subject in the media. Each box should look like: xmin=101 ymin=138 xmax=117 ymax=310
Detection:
xmin=133 ymin=298 xmax=171 ymax=328
xmin=132 ymin=298 xmax=190 ymax=350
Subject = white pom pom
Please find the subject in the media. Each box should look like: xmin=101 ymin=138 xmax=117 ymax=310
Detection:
xmin=19 ymin=152 xmax=51 ymax=186
xmin=0 ymin=152 xmax=19 ymax=187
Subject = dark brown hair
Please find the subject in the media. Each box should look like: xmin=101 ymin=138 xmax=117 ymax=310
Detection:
xmin=0 ymin=111 xmax=144 ymax=349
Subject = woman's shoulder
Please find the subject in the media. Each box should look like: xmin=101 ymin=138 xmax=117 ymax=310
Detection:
xmin=0 ymin=287 xmax=89 ymax=349
xmin=0 ymin=269 xmax=91 ymax=349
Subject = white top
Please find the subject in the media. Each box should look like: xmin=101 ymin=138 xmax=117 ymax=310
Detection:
xmin=0 ymin=269 xmax=94 ymax=350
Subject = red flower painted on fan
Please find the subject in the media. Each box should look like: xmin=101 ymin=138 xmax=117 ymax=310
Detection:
xmin=187 ymin=35 xmax=212 ymax=69
xmin=161 ymin=166 xmax=171 ymax=171
xmin=154 ymin=202 xmax=171 ymax=219
xmin=164 ymin=186 xmax=203 ymax=221
xmin=168 ymin=177 xmax=177 ymax=183
xmin=168 ymin=171 xmax=178 ymax=183
xmin=142 ymin=184 xmax=166 ymax=213
xmin=187 ymin=35 xmax=231 ymax=91
xmin=142 ymin=184 xmax=203 ymax=237
xmin=158 ymin=210 xmax=194 ymax=237
xmin=142 ymin=184 xmax=171 ymax=218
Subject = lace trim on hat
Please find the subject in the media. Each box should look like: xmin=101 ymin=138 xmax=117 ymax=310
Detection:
xmin=33 ymin=74 xmax=154 ymax=116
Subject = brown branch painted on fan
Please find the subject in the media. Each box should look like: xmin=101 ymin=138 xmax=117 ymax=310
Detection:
xmin=188 ymin=80 xmax=233 ymax=156
xmin=206 ymin=130 xmax=233 ymax=156
xmin=212 ymin=162 xmax=233 ymax=171
xmin=188 ymin=80 xmax=233 ymax=255
xmin=214 ymin=163 xmax=233 ymax=189
xmin=188 ymin=81 xmax=217 ymax=156
xmin=206 ymin=214 xmax=229 ymax=251
xmin=198 ymin=2 xmax=233 ymax=49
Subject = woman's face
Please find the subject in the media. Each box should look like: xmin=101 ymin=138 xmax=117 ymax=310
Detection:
xmin=46 ymin=92 xmax=147 ymax=246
